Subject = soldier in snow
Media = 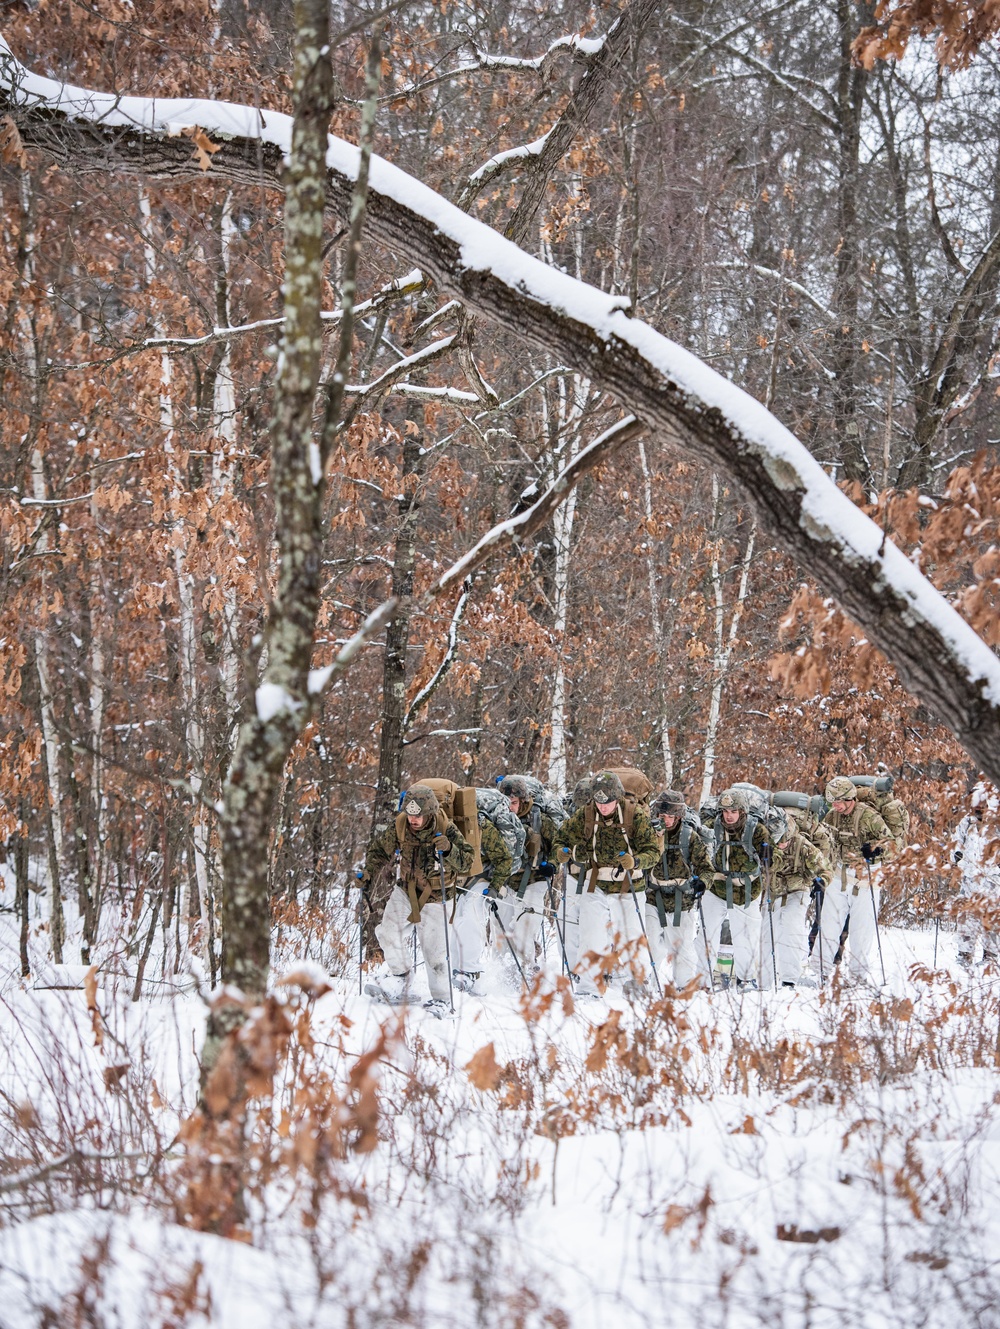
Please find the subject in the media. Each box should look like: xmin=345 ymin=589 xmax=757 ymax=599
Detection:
xmin=820 ymin=776 xmax=893 ymax=984
xmin=362 ymin=784 xmax=475 ymax=1003
xmin=761 ymin=820 xmax=832 ymax=989
xmin=554 ymin=770 xmax=659 ymax=996
xmin=450 ymin=812 xmax=513 ymax=993
xmin=952 ymin=785 xmax=1000 ymax=968
xmin=646 ymin=789 xmax=712 ymax=990
xmin=699 ymin=788 xmax=772 ymax=990
xmin=493 ymin=775 xmax=561 ymax=976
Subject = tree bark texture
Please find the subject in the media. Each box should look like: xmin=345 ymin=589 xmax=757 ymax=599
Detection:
xmin=5 ymin=52 xmax=1000 ymax=787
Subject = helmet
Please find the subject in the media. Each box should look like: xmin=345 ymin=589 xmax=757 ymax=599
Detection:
xmin=402 ymin=784 xmax=439 ymax=818
xmin=825 ymin=777 xmax=857 ymax=803
xmin=592 ymin=771 xmax=626 ymax=804
xmin=653 ymin=789 xmax=686 ymax=818
xmin=499 ymin=775 xmax=533 ymax=809
xmin=571 ymin=775 xmax=594 ymax=808
xmin=718 ymin=789 xmax=748 ymax=813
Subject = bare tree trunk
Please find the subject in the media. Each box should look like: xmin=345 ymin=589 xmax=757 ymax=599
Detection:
xmin=700 ymin=476 xmax=756 ymax=804
xmin=15 ymin=805 xmax=30 ymax=978
xmin=365 ymin=426 xmax=422 ymax=961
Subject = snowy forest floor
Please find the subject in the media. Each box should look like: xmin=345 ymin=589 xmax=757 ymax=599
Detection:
xmin=1 ymin=870 xmax=999 ymax=1329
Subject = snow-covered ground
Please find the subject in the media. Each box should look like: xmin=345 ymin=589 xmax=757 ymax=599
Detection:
xmin=2 ymin=871 xmax=999 ymax=1329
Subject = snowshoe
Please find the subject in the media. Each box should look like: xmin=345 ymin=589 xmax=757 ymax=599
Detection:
xmin=451 ymin=970 xmax=479 ymax=994
xmin=423 ymin=998 xmax=455 ymax=1019
xmin=364 ymin=976 xmax=413 ymax=1005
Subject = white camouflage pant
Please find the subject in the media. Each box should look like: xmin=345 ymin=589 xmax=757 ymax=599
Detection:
xmin=451 ymin=881 xmax=489 ymax=974
xmin=816 ymin=867 xmax=882 ymax=983
xmin=575 ymin=888 xmax=649 ymax=995
xmin=760 ymin=890 xmax=809 ymax=988
xmin=697 ymin=892 xmax=762 ymax=985
xmin=493 ymin=880 xmax=550 ymax=968
xmin=645 ymin=898 xmax=700 ymax=989
xmin=375 ymin=885 xmax=453 ymax=1000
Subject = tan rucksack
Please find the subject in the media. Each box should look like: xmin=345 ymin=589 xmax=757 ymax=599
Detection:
xmin=854 ymin=784 xmax=909 ymax=849
xmin=584 ymin=766 xmax=653 ymax=838
xmin=411 ymin=776 xmax=484 ymax=875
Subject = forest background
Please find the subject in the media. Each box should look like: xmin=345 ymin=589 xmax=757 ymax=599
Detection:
xmin=2 ymin=0 xmax=1000 ymax=980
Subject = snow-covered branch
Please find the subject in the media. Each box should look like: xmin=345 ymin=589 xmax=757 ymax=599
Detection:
xmin=5 ymin=36 xmax=1000 ymax=781
xmin=403 ymin=577 xmax=473 ymax=731
xmin=141 ymin=268 xmax=425 ymax=354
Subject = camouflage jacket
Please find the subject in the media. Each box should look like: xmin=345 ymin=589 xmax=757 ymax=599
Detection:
xmin=789 ymin=808 xmax=836 ymax=864
xmin=554 ymin=803 xmax=659 ymax=892
xmin=770 ymin=831 xmax=832 ymax=898
xmin=365 ymin=816 xmax=475 ymax=921
xmin=649 ymin=819 xmax=713 ymax=884
xmin=823 ymin=802 xmax=891 ymax=870
xmin=709 ymin=815 xmax=772 ymax=906
xmin=478 ymin=816 xmax=513 ymax=894
xmin=514 ymin=807 xmax=560 ymax=888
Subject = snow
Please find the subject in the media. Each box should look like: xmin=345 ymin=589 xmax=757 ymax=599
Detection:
xmin=254 ymin=681 xmax=299 ymax=721
xmin=5 ymin=37 xmax=1000 ymax=708
xmin=4 ymin=851 xmax=1000 ymax=1329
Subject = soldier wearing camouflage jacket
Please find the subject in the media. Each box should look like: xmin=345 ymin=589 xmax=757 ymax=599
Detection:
xmin=364 ymin=784 xmax=475 ymax=1003
xmin=450 ymin=813 xmax=514 ymax=987
xmin=761 ymin=826 xmax=832 ymax=989
xmin=492 ymin=776 xmax=559 ymax=973
xmin=698 ymin=788 xmax=772 ymax=988
xmin=818 ymin=776 xmax=892 ymax=984
xmin=646 ymin=790 xmax=712 ymax=990
xmin=554 ymin=771 xmax=659 ymax=996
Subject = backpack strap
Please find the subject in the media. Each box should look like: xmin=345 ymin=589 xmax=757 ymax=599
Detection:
xmin=515 ymin=804 xmax=546 ymax=898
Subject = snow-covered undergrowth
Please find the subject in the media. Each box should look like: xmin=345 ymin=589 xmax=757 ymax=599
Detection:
xmin=1 ymin=883 xmax=999 ymax=1328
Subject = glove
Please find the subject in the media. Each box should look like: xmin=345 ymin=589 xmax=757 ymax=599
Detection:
xmin=537 ymin=861 xmax=556 ymax=879
xmin=861 ymin=842 xmax=883 ymax=863
xmin=433 ymin=832 xmax=451 ymax=853
xmin=619 ymin=853 xmax=635 ymax=871
xmin=810 ymin=876 xmax=824 ymax=896
xmin=690 ymin=876 xmax=706 ymax=899
xmin=557 ymin=846 xmax=572 ymax=860
xmin=954 ymin=850 xmax=964 ymax=863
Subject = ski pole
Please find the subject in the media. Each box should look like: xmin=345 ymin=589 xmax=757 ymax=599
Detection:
xmin=694 ymin=882 xmax=716 ymax=990
xmin=561 ymin=866 xmax=572 ymax=977
xmin=436 ymin=851 xmax=456 ymax=1013
xmin=621 ymin=860 xmax=662 ymax=997
xmin=489 ymin=897 xmax=527 ymax=986
xmin=544 ymin=872 xmax=571 ymax=977
xmin=761 ymin=845 xmax=779 ymax=990
xmin=358 ymin=886 xmax=365 ymax=997
xmin=811 ymin=878 xmax=825 ymax=983
xmin=767 ymin=891 xmax=779 ymax=990
xmin=865 ymin=856 xmax=887 ymax=986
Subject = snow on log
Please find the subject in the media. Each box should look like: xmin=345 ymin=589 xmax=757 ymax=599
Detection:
xmin=3 ymin=35 xmax=1000 ymax=780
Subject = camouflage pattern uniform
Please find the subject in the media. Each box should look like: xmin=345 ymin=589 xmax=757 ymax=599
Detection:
xmin=819 ymin=777 xmax=892 ymax=984
xmin=451 ymin=814 xmax=513 ymax=980
xmin=554 ymin=771 xmax=659 ymax=995
xmin=646 ymin=791 xmax=712 ymax=989
xmin=364 ymin=785 xmax=475 ymax=1001
xmin=760 ymin=827 xmax=832 ymax=989
xmin=698 ymin=789 xmax=772 ymax=986
xmin=494 ymin=776 xmax=562 ymax=970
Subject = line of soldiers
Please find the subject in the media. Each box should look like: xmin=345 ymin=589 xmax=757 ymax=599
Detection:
xmin=360 ymin=770 xmax=896 ymax=1004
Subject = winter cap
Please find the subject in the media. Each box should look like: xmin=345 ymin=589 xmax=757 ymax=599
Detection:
xmin=403 ymin=784 xmax=439 ymax=817
xmin=718 ymin=789 xmax=748 ymax=813
xmin=592 ymin=771 xmax=626 ymax=804
xmin=499 ymin=775 xmax=533 ymax=806
xmin=825 ymin=777 xmax=857 ymax=803
xmin=653 ymin=789 xmax=686 ymax=817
